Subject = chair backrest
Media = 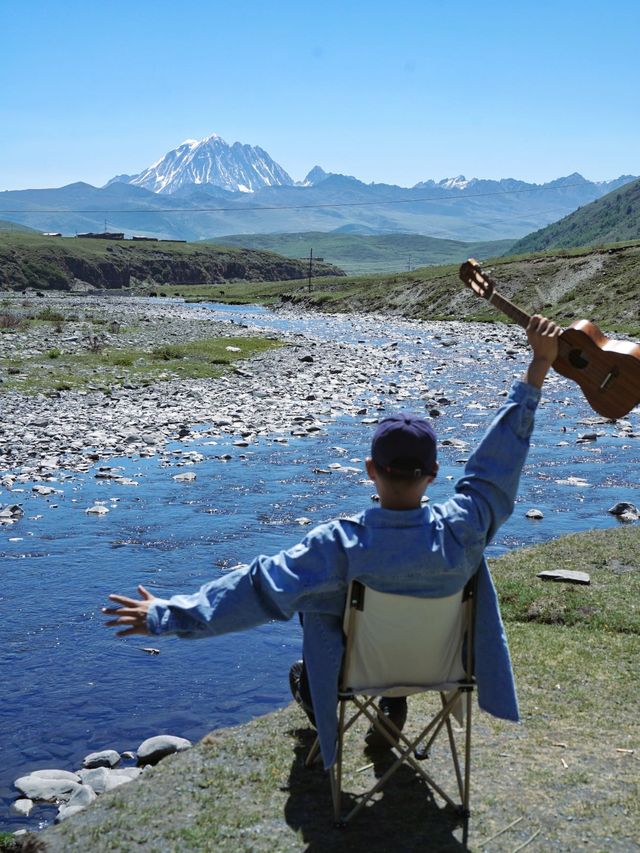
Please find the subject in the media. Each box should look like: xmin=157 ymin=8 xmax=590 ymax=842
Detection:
xmin=340 ymin=580 xmax=475 ymax=697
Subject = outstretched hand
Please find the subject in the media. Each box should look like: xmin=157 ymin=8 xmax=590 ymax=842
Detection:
xmin=103 ymin=585 xmax=157 ymax=637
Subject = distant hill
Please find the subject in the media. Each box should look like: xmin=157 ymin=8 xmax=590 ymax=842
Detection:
xmin=209 ymin=231 xmax=516 ymax=275
xmin=509 ymin=178 xmax=640 ymax=254
xmin=0 ymin=219 xmax=36 ymax=232
xmin=0 ymin=232 xmax=343 ymax=292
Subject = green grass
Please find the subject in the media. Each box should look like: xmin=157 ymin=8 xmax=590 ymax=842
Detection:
xmin=492 ymin=526 xmax=640 ymax=635
xmin=0 ymin=833 xmax=16 ymax=852
xmin=0 ymin=336 xmax=282 ymax=395
xmin=208 ymin=231 xmax=516 ymax=275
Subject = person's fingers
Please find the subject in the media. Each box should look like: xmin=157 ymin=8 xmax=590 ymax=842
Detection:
xmin=108 ymin=594 xmax=140 ymax=607
xmin=138 ymin=585 xmax=154 ymax=600
xmin=103 ymin=606 xmax=143 ymax=618
xmin=104 ymin=615 xmax=143 ymax=627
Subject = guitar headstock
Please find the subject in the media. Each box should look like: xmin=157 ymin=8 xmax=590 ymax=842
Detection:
xmin=459 ymin=258 xmax=495 ymax=301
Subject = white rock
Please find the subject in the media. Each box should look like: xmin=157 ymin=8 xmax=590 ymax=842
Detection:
xmin=85 ymin=504 xmax=109 ymax=515
xmin=172 ymin=471 xmax=196 ymax=482
xmin=32 ymin=485 xmax=57 ymax=496
xmin=14 ymin=773 xmax=81 ymax=802
xmin=136 ymin=734 xmax=192 ymax=766
xmin=525 ymin=509 xmax=544 ymax=519
xmin=82 ymin=749 xmax=121 ymax=769
xmin=10 ymin=798 xmax=33 ymax=817
xmin=56 ymin=784 xmax=97 ymax=822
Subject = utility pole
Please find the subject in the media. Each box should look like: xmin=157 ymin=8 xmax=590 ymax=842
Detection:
xmin=308 ymin=247 xmax=313 ymax=292
xmin=104 ymin=218 xmax=108 ymax=234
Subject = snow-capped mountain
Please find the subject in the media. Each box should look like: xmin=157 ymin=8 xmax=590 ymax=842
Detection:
xmin=107 ymin=134 xmax=294 ymax=194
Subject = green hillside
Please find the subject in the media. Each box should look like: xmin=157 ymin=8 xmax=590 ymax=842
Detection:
xmin=0 ymin=232 xmax=343 ymax=292
xmin=208 ymin=231 xmax=515 ymax=275
xmin=509 ymin=178 xmax=640 ymax=254
xmin=161 ymin=242 xmax=640 ymax=337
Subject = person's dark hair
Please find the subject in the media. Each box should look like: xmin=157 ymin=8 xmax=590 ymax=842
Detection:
xmin=374 ymin=457 xmax=436 ymax=482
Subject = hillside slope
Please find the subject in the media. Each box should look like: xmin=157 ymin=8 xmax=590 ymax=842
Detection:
xmin=210 ymin=231 xmax=515 ymax=275
xmin=509 ymin=178 xmax=640 ymax=254
xmin=0 ymin=233 xmax=343 ymax=292
xmin=180 ymin=243 xmax=640 ymax=336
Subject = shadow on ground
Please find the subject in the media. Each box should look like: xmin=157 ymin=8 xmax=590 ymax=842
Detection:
xmin=284 ymin=728 xmax=467 ymax=853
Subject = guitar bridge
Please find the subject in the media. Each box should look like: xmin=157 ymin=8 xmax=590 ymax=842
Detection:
xmin=599 ymin=367 xmax=620 ymax=391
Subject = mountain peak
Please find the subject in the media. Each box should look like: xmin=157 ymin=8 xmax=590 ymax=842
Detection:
xmin=302 ymin=166 xmax=329 ymax=186
xmin=107 ymin=134 xmax=293 ymax=194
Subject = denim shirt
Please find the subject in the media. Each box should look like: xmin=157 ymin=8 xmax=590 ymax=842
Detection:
xmin=148 ymin=380 xmax=540 ymax=768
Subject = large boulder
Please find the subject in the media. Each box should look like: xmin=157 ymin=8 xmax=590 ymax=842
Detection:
xmin=14 ymin=770 xmax=80 ymax=802
xmin=136 ymin=735 xmax=192 ymax=766
xmin=77 ymin=766 xmax=142 ymax=793
xmin=56 ymin=783 xmax=97 ymax=822
xmin=82 ymin=749 xmax=121 ymax=769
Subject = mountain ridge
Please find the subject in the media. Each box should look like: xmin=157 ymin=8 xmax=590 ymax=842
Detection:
xmin=508 ymin=177 xmax=640 ymax=254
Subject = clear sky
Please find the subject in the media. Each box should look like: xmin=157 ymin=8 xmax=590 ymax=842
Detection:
xmin=1 ymin=0 xmax=638 ymax=191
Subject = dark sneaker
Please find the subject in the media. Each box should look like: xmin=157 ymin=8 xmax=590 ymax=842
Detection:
xmin=289 ymin=660 xmax=316 ymax=728
xmin=364 ymin=696 xmax=408 ymax=750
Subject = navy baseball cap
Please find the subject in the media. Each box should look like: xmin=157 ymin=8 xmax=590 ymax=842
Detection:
xmin=371 ymin=412 xmax=437 ymax=477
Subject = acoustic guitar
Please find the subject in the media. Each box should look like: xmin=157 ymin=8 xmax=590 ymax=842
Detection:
xmin=459 ymin=258 xmax=640 ymax=419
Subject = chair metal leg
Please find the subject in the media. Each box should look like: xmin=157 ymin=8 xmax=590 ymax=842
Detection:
xmin=462 ymin=689 xmax=472 ymax=817
xmin=331 ymin=699 xmax=347 ymax=823
xmin=305 ymin=736 xmax=321 ymax=767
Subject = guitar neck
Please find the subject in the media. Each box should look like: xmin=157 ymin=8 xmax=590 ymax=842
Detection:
xmin=489 ymin=290 xmax=531 ymax=329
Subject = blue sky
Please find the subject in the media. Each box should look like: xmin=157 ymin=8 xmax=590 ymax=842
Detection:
xmin=1 ymin=0 xmax=638 ymax=190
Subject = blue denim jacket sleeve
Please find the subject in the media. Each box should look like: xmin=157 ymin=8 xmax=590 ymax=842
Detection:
xmin=146 ymin=522 xmax=350 ymax=637
xmin=429 ymin=380 xmax=540 ymax=570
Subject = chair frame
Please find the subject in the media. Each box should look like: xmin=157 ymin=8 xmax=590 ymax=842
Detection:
xmin=306 ymin=576 xmax=477 ymax=828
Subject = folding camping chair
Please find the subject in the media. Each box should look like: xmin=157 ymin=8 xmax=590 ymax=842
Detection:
xmin=306 ymin=576 xmax=477 ymax=828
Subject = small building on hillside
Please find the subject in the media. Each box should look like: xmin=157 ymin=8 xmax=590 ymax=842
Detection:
xmin=76 ymin=232 xmax=125 ymax=240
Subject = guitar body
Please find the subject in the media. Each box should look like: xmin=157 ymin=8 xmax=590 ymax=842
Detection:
xmin=554 ymin=321 xmax=640 ymax=419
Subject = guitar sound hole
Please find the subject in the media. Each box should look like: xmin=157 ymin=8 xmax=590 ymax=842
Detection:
xmin=568 ymin=349 xmax=589 ymax=369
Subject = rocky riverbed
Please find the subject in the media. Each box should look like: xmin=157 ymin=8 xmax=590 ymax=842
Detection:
xmin=0 ymin=291 xmax=532 ymax=487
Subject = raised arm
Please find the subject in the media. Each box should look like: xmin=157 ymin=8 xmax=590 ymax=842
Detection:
xmin=523 ymin=314 xmax=561 ymax=388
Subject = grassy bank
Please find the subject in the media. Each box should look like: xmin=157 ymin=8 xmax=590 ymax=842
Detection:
xmin=26 ymin=524 xmax=639 ymax=852
xmin=0 ymin=335 xmax=281 ymax=395
xmin=156 ymin=241 xmax=640 ymax=337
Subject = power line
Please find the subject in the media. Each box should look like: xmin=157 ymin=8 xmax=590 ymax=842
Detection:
xmin=0 ymin=181 xmax=593 ymax=215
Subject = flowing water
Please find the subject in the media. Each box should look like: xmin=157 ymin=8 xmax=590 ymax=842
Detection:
xmin=2 ymin=303 xmax=638 ymax=831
